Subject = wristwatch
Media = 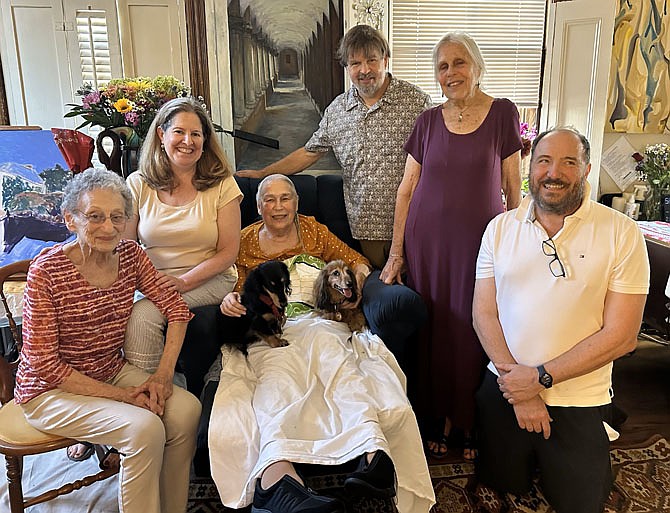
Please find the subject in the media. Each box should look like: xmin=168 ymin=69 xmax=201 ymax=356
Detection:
xmin=537 ymin=365 xmax=553 ymax=389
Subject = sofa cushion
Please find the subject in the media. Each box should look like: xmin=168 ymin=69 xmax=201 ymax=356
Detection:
xmin=316 ymin=174 xmax=357 ymax=250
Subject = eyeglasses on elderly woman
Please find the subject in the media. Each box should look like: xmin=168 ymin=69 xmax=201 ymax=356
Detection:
xmin=74 ymin=210 xmax=129 ymax=226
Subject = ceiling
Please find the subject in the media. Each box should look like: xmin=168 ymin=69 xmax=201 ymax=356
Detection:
xmin=235 ymin=0 xmax=338 ymax=52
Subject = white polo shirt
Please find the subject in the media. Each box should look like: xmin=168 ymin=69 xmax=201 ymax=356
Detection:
xmin=476 ymin=185 xmax=649 ymax=406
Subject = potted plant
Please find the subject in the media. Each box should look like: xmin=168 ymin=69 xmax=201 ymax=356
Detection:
xmin=633 ymin=143 xmax=670 ymax=221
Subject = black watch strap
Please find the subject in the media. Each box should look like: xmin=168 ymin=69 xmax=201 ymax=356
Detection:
xmin=537 ymin=364 xmax=553 ymax=389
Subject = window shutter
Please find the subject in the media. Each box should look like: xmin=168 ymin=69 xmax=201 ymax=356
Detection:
xmin=390 ymin=0 xmax=546 ymax=109
xmin=76 ymin=9 xmax=112 ymax=88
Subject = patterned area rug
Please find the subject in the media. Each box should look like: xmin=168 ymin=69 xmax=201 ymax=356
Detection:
xmin=431 ymin=435 xmax=670 ymax=513
xmin=187 ymin=436 xmax=670 ymax=513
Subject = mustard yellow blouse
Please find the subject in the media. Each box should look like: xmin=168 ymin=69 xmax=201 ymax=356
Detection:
xmin=234 ymin=215 xmax=370 ymax=292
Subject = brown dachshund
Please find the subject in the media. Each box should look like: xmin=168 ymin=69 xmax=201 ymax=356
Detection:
xmin=313 ymin=260 xmax=367 ymax=332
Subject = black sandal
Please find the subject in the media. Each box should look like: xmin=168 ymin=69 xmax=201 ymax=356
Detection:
xmin=463 ymin=432 xmax=478 ymax=461
xmin=66 ymin=442 xmax=95 ymax=462
xmin=94 ymin=444 xmax=120 ymax=470
xmin=425 ymin=435 xmax=449 ymax=459
xmin=423 ymin=416 xmax=451 ymax=459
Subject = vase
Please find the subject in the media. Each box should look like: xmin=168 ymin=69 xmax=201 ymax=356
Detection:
xmin=644 ymin=187 xmax=670 ymax=221
xmin=96 ymin=127 xmax=142 ymax=179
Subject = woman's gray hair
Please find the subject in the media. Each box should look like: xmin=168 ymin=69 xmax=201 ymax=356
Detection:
xmin=256 ymin=174 xmax=299 ymax=210
xmin=432 ymin=32 xmax=487 ymax=84
xmin=61 ymin=167 xmax=133 ymax=217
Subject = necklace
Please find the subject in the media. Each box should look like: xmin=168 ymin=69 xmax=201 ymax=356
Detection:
xmin=446 ymin=98 xmax=474 ymax=123
xmin=457 ymin=103 xmax=472 ymax=123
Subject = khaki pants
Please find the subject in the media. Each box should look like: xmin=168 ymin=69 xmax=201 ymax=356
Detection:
xmin=21 ymin=363 xmax=201 ymax=513
xmin=124 ymin=271 xmax=237 ymax=372
xmin=358 ymin=239 xmax=392 ymax=270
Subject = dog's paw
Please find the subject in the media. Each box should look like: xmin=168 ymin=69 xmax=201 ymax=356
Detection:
xmin=265 ymin=335 xmax=290 ymax=348
xmin=320 ymin=311 xmax=341 ymax=322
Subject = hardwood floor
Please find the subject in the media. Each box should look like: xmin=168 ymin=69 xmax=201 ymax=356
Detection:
xmin=612 ymin=339 xmax=670 ymax=447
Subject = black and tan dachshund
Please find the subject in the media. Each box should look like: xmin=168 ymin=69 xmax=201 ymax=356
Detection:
xmin=223 ymin=260 xmax=292 ymax=354
xmin=313 ymin=260 xmax=367 ymax=333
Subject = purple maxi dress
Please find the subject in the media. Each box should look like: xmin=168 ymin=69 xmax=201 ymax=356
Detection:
xmin=403 ymin=98 xmax=522 ymax=430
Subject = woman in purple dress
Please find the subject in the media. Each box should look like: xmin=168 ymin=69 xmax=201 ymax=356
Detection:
xmin=381 ymin=32 xmax=522 ymax=460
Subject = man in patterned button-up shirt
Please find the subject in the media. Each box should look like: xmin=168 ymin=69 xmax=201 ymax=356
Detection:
xmin=238 ymin=24 xmax=432 ymax=270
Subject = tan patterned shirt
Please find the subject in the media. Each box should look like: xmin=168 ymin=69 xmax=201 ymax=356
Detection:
xmin=305 ymin=74 xmax=432 ymax=240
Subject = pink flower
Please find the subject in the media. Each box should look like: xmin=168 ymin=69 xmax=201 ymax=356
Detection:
xmin=82 ymin=91 xmax=101 ymax=109
xmin=520 ymin=122 xmax=538 ymax=158
xmin=124 ymin=111 xmax=140 ymax=126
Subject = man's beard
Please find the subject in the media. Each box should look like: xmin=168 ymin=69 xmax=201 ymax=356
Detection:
xmin=355 ymin=73 xmax=381 ymax=97
xmin=530 ymin=176 xmax=586 ymax=216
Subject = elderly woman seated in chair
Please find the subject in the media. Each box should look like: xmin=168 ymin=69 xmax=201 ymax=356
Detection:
xmin=14 ymin=168 xmax=201 ymax=513
xmin=194 ymin=174 xmax=435 ymax=513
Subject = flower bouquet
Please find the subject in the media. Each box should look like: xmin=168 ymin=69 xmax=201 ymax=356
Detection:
xmin=520 ymin=122 xmax=538 ymax=158
xmin=520 ymin=122 xmax=538 ymax=195
xmin=64 ymin=76 xmax=190 ymax=141
xmin=632 ymin=143 xmax=670 ymax=221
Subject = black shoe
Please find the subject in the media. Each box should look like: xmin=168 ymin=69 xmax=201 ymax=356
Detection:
xmin=343 ymin=451 xmax=396 ymax=499
xmin=251 ymin=474 xmax=344 ymax=513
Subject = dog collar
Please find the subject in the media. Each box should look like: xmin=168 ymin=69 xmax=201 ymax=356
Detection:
xmin=259 ymin=294 xmax=285 ymax=322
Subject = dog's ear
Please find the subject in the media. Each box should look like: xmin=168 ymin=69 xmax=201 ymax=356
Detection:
xmin=244 ymin=265 xmax=264 ymax=297
xmin=313 ymin=266 xmax=330 ymax=310
xmin=346 ymin=266 xmax=358 ymax=298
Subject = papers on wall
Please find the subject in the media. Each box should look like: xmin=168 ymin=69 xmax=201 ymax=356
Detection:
xmin=600 ymin=137 xmax=639 ymax=191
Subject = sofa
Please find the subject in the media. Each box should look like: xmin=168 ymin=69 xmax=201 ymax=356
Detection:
xmin=181 ymin=173 xmax=427 ymax=478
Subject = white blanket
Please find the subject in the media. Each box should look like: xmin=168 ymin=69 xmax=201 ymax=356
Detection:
xmin=209 ymin=313 xmax=435 ymax=512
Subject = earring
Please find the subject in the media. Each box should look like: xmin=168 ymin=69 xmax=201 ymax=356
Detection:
xmin=160 ymin=142 xmax=165 ymax=150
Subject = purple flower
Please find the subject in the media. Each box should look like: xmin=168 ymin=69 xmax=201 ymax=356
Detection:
xmin=82 ymin=91 xmax=101 ymax=109
xmin=124 ymin=111 xmax=140 ymax=126
xmin=520 ymin=122 xmax=538 ymax=140
xmin=520 ymin=122 xmax=538 ymax=158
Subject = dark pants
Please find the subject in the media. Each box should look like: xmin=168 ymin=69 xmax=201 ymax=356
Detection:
xmin=177 ymin=304 xmax=226 ymax=399
xmin=193 ymin=379 xmax=218 ymax=476
xmin=476 ymin=370 xmax=612 ymax=513
xmin=362 ymin=270 xmax=427 ymax=385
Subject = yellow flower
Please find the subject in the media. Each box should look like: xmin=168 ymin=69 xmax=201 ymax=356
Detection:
xmin=113 ymin=98 xmax=133 ymax=113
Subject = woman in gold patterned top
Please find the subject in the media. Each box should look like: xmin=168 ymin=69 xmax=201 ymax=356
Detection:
xmin=220 ymin=174 xmax=370 ymax=314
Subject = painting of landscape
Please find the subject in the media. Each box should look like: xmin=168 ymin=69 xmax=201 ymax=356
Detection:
xmin=0 ymin=130 xmax=74 ymax=265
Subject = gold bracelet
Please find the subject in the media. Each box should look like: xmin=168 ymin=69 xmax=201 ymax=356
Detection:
xmin=389 ymin=253 xmax=403 ymax=258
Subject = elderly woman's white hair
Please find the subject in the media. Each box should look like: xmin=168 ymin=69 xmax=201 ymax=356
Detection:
xmin=432 ymin=32 xmax=487 ymax=86
xmin=61 ymin=167 xmax=133 ymax=218
xmin=256 ymin=174 xmax=299 ymax=213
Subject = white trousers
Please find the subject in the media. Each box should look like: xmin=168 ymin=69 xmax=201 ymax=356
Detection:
xmin=21 ymin=364 xmax=201 ymax=513
xmin=124 ymin=272 xmax=237 ymax=372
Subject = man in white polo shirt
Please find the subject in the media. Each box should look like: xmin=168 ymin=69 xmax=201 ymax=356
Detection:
xmin=472 ymin=127 xmax=649 ymax=513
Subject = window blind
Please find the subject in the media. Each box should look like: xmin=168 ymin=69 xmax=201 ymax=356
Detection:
xmin=76 ymin=9 xmax=112 ymax=89
xmin=390 ymin=0 xmax=546 ymax=108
